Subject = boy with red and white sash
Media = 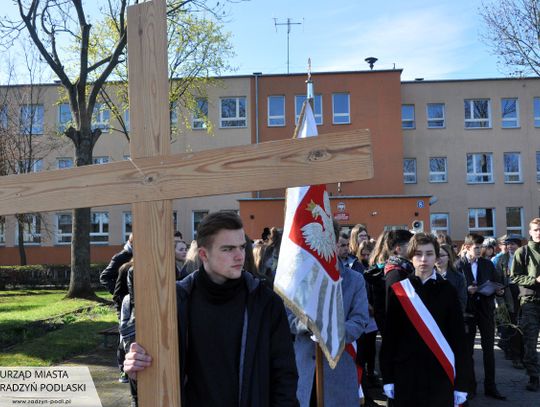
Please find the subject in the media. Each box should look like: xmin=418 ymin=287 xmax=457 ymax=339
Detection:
xmin=380 ymin=233 xmax=469 ymax=407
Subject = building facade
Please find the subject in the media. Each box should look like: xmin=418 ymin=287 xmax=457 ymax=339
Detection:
xmin=1 ymin=72 xmax=538 ymax=265
xmin=0 ymin=77 xmax=254 ymax=265
xmin=401 ymin=78 xmax=540 ymax=240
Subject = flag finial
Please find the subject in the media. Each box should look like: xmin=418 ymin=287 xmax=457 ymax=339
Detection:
xmin=306 ymin=58 xmax=314 ymax=100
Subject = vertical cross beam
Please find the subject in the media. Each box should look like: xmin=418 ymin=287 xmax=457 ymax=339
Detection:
xmin=127 ymin=1 xmax=181 ymax=406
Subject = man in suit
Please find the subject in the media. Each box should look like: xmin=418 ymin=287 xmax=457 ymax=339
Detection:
xmin=456 ymin=233 xmax=505 ymax=401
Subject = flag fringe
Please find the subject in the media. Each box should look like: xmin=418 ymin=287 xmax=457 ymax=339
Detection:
xmin=274 ymin=284 xmax=344 ymax=369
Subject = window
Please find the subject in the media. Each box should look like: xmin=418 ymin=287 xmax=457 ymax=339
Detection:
xmin=429 ymin=157 xmax=448 ymax=183
xmin=506 ymin=207 xmax=523 ymax=235
xmin=124 ymin=109 xmax=130 ymax=132
xmin=332 ymin=93 xmax=350 ymax=124
xmin=504 ymin=152 xmax=522 ymax=183
xmin=467 ymin=153 xmax=493 ymax=183
xmin=123 ymin=212 xmax=132 ymax=242
xmin=401 ymin=105 xmax=415 ymax=129
xmin=430 ymin=213 xmax=449 ymax=235
xmin=267 ymin=96 xmax=285 ymax=127
xmin=0 ymin=216 xmax=5 ymax=244
xmin=56 ymin=213 xmax=72 ymax=244
xmin=58 ymin=103 xmax=72 ymax=132
xmin=403 ymin=158 xmax=417 ymax=184
xmin=91 ymin=103 xmax=110 ymax=132
xmin=220 ymin=97 xmax=246 ymax=128
xmin=57 ymin=158 xmax=73 ymax=169
xmin=93 ymin=156 xmax=109 ymax=165
xmin=19 ymin=214 xmax=41 ymax=244
xmin=534 ymin=97 xmax=540 ymax=127
xmin=295 ymin=95 xmax=323 ymax=125
xmin=464 ymin=99 xmax=491 ymax=128
xmin=91 ymin=212 xmax=109 ymax=243
xmin=193 ymin=210 xmax=208 ymax=239
xmin=192 ymin=98 xmax=208 ymax=130
xmin=17 ymin=159 xmax=43 ymax=174
xmin=173 ymin=210 xmax=178 ymax=233
xmin=537 ymin=152 xmax=540 ymax=183
xmin=501 ymin=98 xmax=519 ymax=128
xmin=20 ymin=104 xmax=44 ymax=134
xmin=170 ymin=102 xmax=178 ymax=130
xmin=469 ymin=208 xmax=495 ymax=237
xmin=427 ymin=103 xmax=445 ymax=128
xmin=0 ymin=105 xmax=8 ymax=129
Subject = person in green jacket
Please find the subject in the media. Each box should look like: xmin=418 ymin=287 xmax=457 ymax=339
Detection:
xmin=511 ymin=217 xmax=540 ymax=392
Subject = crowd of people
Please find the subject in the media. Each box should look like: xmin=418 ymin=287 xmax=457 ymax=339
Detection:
xmin=99 ymin=212 xmax=540 ymax=407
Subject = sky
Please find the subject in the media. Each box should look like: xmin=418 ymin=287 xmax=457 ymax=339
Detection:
xmin=0 ymin=0 xmax=505 ymax=83
xmin=222 ymin=0 xmax=504 ymax=80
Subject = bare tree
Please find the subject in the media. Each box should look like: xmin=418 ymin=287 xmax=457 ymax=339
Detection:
xmin=0 ymin=40 xmax=60 ymax=265
xmin=0 ymin=0 xmax=238 ymax=299
xmin=480 ymin=0 xmax=540 ymax=76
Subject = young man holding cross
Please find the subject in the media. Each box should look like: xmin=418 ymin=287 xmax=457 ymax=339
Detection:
xmin=124 ymin=211 xmax=299 ymax=406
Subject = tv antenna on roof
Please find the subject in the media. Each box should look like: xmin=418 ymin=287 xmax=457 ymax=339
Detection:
xmin=274 ymin=18 xmax=303 ymax=74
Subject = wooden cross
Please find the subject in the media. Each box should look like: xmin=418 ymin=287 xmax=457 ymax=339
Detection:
xmin=0 ymin=1 xmax=373 ymax=405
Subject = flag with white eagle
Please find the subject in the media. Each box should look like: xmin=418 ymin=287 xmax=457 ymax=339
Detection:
xmin=274 ymin=101 xmax=345 ymax=368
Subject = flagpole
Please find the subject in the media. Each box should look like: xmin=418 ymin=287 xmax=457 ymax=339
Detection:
xmin=315 ymin=344 xmax=325 ymax=407
xmin=304 ymin=58 xmax=325 ymax=407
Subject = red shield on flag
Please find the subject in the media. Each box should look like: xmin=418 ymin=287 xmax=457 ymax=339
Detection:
xmin=288 ymin=184 xmax=340 ymax=281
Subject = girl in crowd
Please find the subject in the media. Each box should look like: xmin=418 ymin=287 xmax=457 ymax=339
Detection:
xmin=380 ymin=233 xmax=468 ymax=407
xmin=436 ymin=243 xmax=467 ymax=313
xmin=174 ymin=240 xmax=187 ymax=280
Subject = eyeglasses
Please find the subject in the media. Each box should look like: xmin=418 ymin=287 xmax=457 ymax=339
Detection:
xmin=339 ymin=243 xmax=348 ymax=248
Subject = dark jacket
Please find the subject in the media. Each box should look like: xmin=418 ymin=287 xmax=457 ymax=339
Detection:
xmin=100 ymin=244 xmax=133 ymax=294
xmin=176 ymin=271 xmax=299 ymax=407
xmin=443 ymin=269 xmax=467 ymax=314
xmin=456 ymin=256 xmax=500 ymax=316
xmin=380 ymin=274 xmax=469 ymax=406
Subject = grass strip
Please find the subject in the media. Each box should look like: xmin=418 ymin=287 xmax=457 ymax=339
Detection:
xmin=0 ymin=304 xmax=117 ymax=366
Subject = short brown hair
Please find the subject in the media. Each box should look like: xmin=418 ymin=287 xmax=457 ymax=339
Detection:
xmin=463 ymin=233 xmax=484 ymax=246
xmin=407 ymin=233 xmax=440 ymax=259
xmin=530 ymin=218 xmax=540 ymax=228
xmin=196 ymin=211 xmax=243 ymax=248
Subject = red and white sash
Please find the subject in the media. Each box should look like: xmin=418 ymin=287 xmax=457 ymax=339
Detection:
xmin=345 ymin=342 xmax=364 ymax=400
xmin=391 ymin=278 xmax=455 ymax=384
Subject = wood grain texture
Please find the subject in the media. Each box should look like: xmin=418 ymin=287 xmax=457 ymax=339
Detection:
xmin=0 ymin=129 xmax=372 ymax=216
xmin=127 ymin=1 xmax=181 ymax=406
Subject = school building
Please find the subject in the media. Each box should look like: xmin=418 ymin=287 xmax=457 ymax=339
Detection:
xmin=0 ymin=71 xmax=538 ymax=264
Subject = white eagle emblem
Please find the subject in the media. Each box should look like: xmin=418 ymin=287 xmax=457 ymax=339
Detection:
xmin=301 ymin=191 xmax=336 ymax=262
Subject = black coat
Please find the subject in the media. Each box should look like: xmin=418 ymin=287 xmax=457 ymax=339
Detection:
xmin=380 ymin=274 xmax=469 ymax=407
xmin=176 ymin=271 xmax=299 ymax=407
xmin=100 ymin=249 xmax=132 ymax=294
xmin=456 ymin=257 xmax=500 ymax=317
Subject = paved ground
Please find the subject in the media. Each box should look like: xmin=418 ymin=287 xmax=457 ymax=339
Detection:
xmin=61 ymin=345 xmax=131 ymax=407
xmin=63 ymin=336 xmax=539 ymax=407
xmin=366 ymin=337 xmax=540 ymax=407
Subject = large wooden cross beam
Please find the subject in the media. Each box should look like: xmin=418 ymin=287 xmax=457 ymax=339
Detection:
xmin=0 ymin=1 xmax=373 ymax=406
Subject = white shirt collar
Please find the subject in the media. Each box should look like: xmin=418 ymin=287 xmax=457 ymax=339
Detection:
xmin=420 ymin=269 xmax=438 ymax=284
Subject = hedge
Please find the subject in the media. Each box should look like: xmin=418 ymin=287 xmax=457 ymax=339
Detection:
xmin=0 ymin=263 xmax=107 ymax=289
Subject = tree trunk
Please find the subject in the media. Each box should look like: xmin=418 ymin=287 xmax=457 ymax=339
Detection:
xmin=66 ymin=207 xmax=94 ymax=298
xmin=66 ymin=132 xmax=95 ymax=299
xmin=17 ymin=218 xmax=27 ymax=266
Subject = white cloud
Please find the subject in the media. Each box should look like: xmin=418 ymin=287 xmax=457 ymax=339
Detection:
xmin=310 ymin=5 xmax=493 ymax=79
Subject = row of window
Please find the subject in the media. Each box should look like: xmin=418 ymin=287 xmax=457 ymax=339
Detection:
xmin=403 ymin=152 xmax=536 ymax=184
xmin=267 ymin=93 xmax=350 ymax=126
xmin=2 ymin=91 xmax=353 ymax=136
xmin=0 ymin=210 xmax=212 ymax=245
xmin=402 ymin=98 xmax=540 ymax=129
xmin=431 ymin=207 xmax=524 ymax=238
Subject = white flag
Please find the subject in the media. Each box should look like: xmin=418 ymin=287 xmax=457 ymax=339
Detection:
xmin=274 ymin=102 xmax=345 ymax=368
